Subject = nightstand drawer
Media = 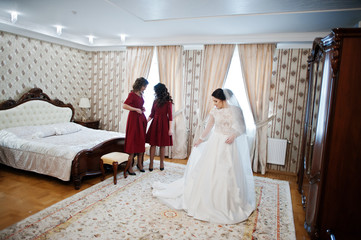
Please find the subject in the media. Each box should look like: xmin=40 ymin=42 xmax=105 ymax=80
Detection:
xmin=74 ymin=120 xmax=100 ymax=129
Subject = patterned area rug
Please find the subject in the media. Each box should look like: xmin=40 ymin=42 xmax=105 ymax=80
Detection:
xmin=0 ymin=161 xmax=296 ymax=240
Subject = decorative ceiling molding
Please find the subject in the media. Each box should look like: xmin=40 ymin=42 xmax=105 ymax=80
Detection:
xmin=0 ymin=0 xmax=359 ymax=51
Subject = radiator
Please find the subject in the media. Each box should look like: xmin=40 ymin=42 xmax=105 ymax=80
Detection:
xmin=267 ymin=138 xmax=288 ymax=165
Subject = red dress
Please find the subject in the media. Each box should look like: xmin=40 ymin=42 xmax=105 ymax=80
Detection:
xmin=124 ymin=92 xmax=147 ymax=154
xmin=146 ymin=101 xmax=173 ymax=146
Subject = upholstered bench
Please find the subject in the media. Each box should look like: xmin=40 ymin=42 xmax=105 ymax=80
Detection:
xmin=100 ymin=152 xmax=129 ymax=184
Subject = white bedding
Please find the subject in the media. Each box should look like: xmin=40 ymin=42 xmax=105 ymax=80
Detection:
xmin=0 ymin=122 xmax=125 ymax=181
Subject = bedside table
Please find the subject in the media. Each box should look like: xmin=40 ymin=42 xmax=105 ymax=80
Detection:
xmin=74 ymin=120 xmax=100 ymax=129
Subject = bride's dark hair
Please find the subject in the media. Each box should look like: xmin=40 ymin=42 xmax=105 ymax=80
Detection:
xmin=154 ymin=83 xmax=173 ymax=107
xmin=212 ymin=88 xmax=226 ymax=100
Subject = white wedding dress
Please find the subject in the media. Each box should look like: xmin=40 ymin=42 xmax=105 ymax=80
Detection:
xmin=152 ymin=106 xmax=256 ymax=224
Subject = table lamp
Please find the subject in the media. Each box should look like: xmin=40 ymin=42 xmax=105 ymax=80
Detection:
xmin=79 ymin=97 xmax=91 ymax=121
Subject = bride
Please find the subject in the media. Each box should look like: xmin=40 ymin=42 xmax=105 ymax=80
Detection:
xmin=152 ymin=88 xmax=255 ymax=224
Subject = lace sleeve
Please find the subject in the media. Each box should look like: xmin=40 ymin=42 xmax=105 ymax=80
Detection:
xmin=231 ymin=106 xmax=246 ymax=137
xmin=199 ymin=111 xmax=215 ymax=141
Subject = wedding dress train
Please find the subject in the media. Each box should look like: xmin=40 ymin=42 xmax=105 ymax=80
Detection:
xmin=153 ymin=107 xmax=256 ymax=224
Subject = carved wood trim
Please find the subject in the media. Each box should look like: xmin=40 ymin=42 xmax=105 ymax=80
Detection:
xmin=309 ymin=171 xmax=321 ymax=185
xmin=330 ymin=33 xmax=341 ymax=79
xmin=18 ymin=88 xmax=51 ymax=101
xmin=0 ymin=88 xmax=126 ymax=190
xmin=71 ymin=137 xmax=125 ymax=189
xmin=0 ymin=88 xmax=75 ymax=121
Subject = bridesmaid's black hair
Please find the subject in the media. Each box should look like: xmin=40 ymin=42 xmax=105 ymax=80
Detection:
xmin=212 ymin=88 xmax=226 ymax=101
xmin=132 ymin=77 xmax=149 ymax=92
xmin=154 ymin=83 xmax=173 ymax=107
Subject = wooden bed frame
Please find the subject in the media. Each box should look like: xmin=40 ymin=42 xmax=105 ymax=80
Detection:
xmin=0 ymin=88 xmax=125 ymax=190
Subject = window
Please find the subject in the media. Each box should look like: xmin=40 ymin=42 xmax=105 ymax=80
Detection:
xmin=143 ymin=48 xmax=159 ymax=118
xmin=224 ymin=46 xmax=256 ymax=145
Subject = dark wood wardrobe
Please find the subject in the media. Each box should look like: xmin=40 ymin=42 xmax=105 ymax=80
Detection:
xmin=297 ymin=28 xmax=361 ymax=239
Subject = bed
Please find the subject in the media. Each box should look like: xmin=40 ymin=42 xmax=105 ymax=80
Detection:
xmin=0 ymin=88 xmax=125 ymax=189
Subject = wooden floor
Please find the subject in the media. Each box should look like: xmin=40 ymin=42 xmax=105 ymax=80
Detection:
xmin=0 ymin=158 xmax=310 ymax=239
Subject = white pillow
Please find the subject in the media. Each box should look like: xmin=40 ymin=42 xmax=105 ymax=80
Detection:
xmin=4 ymin=122 xmax=82 ymax=138
xmin=5 ymin=125 xmax=56 ymax=138
xmin=31 ymin=130 xmax=56 ymax=139
xmin=53 ymin=122 xmax=82 ymax=135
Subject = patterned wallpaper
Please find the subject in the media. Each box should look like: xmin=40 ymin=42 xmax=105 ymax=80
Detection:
xmin=183 ymin=50 xmax=203 ymax=152
xmin=0 ymin=30 xmax=312 ymax=174
xmin=182 ymin=48 xmax=312 ymax=174
xmin=267 ymin=49 xmax=311 ymax=174
xmin=0 ymin=31 xmax=92 ymax=121
xmin=91 ymin=51 xmax=126 ymax=131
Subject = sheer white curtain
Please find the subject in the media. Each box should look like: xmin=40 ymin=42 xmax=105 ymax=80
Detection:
xmin=193 ymin=44 xmax=235 ymax=143
xmin=238 ymin=44 xmax=275 ymax=174
xmin=223 ymin=45 xmax=256 ymax=156
xmin=157 ymin=45 xmax=187 ymax=159
xmin=119 ymin=46 xmax=154 ymax=133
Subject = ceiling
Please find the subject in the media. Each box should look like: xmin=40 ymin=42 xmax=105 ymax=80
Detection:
xmin=0 ymin=0 xmax=361 ymax=51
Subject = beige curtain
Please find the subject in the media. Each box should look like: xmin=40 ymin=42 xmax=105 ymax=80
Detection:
xmin=157 ymin=46 xmax=187 ymax=159
xmin=238 ymin=44 xmax=275 ymax=174
xmin=193 ymin=44 xmax=235 ymax=143
xmin=119 ymin=46 xmax=154 ymax=133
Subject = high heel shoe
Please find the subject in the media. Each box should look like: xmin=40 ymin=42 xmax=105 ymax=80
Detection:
xmin=149 ymin=161 xmax=154 ymax=171
xmin=137 ymin=165 xmax=145 ymax=172
xmin=160 ymin=161 xmax=164 ymax=171
xmin=127 ymin=170 xmax=136 ymax=176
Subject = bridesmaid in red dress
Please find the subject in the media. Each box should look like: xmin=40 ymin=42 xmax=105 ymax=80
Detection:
xmin=123 ymin=77 xmax=148 ymax=177
xmin=146 ymin=83 xmax=173 ymax=171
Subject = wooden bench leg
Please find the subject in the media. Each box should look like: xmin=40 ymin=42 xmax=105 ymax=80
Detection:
xmin=100 ymin=159 xmax=105 ymax=181
xmin=112 ymin=162 xmax=118 ymax=185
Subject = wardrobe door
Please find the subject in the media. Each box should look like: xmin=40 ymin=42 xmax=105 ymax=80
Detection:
xmin=302 ymin=28 xmax=361 ymax=240
xmin=306 ymin=55 xmax=324 ymax=179
xmin=317 ymin=31 xmax=361 ymax=240
xmin=304 ymin=47 xmax=332 ymax=237
xmin=298 ymin=42 xmax=324 ymax=210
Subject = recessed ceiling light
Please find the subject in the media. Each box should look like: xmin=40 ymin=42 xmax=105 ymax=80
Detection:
xmin=55 ymin=26 xmax=63 ymax=36
xmin=10 ymin=11 xmax=18 ymax=23
xmin=88 ymin=36 xmax=94 ymax=44
xmin=120 ymin=34 xmax=126 ymax=43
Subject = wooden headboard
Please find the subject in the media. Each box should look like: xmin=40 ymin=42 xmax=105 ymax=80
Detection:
xmin=0 ymin=88 xmax=75 ymax=130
